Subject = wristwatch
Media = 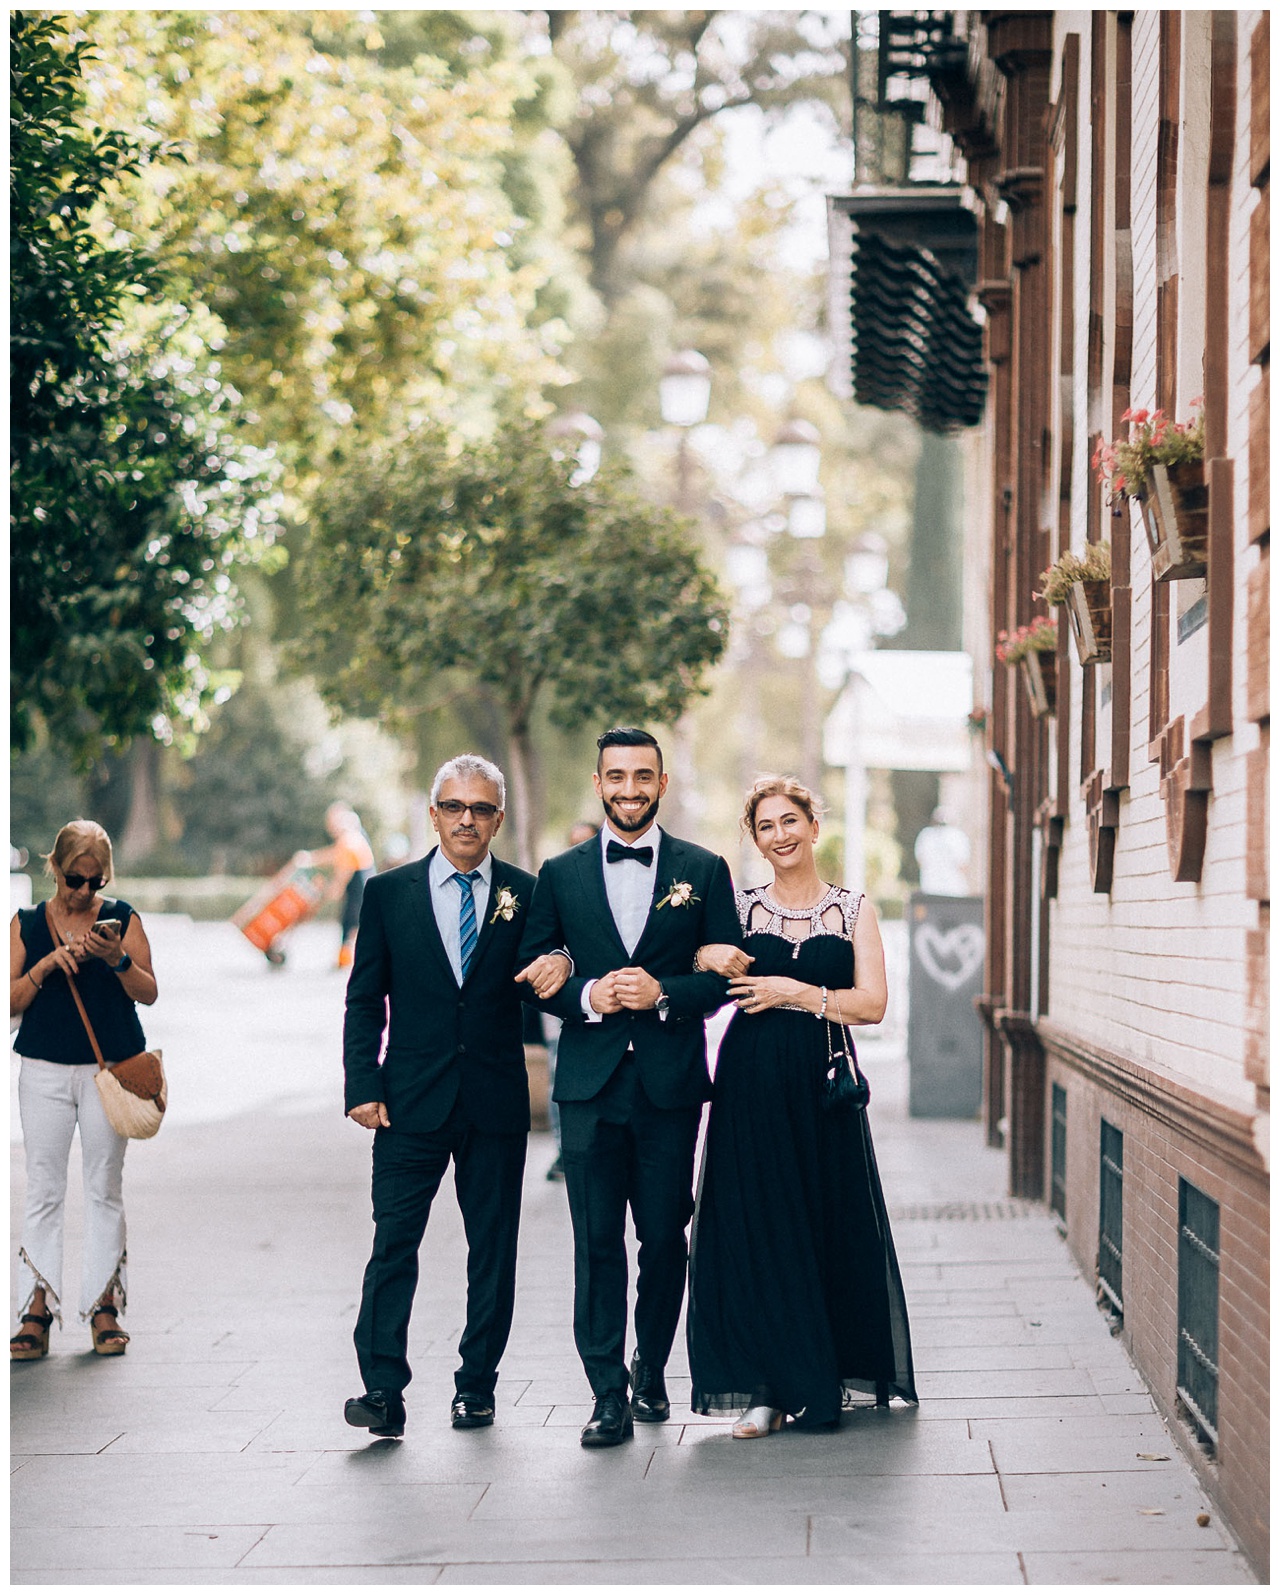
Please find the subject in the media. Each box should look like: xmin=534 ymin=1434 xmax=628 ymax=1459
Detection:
xmin=655 ymin=985 xmax=671 ymax=1019
xmin=110 ymin=952 xmax=133 ymax=975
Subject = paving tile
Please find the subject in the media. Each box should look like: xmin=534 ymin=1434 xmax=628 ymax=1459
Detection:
xmin=1021 ymin=1549 xmax=1254 ymax=1584
xmin=18 ymin=1567 xmax=445 ymax=1586
xmin=12 ymin=1469 xmax=485 ymax=1529
xmin=95 ymin=1412 xmax=280 ymax=1454
xmin=240 ymin=1510 xmax=810 ymax=1567
xmin=999 ymin=1469 xmax=1212 ymax=1513
xmin=435 ymin=1552 xmax=1025 ymax=1584
xmin=11 ymin=1524 xmax=271 ymax=1571
xmin=988 ymin=1429 xmax=1192 ymax=1475
xmin=472 ymin=1469 xmax=1004 ymax=1521
xmin=657 ymin=1421 xmax=993 ymax=1477
xmin=914 ymin=1368 xmax=1097 ymax=1399
xmin=810 ymin=1505 xmax=1235 ymax=1556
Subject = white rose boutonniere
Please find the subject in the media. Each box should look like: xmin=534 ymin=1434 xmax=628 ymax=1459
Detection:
xmin=656 ymin=880 xmax=700 ymax=911
xmin=490 ymin=887 xmax=520 ymax=925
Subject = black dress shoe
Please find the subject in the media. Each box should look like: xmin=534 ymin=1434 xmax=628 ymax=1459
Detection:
xmin=629 ymin=1353 xmax=670 ymax=1422
xmin=451 ymin=1393 xmax=495 ymax=1429
xmin=581 ymin=1391 xmax=634 ymax=1448
xmin=344 ymin=1389 xmax=405 ymax=1438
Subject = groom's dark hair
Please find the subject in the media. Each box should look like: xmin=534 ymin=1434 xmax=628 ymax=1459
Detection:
xmin=597 ymin=727 xmax=663 ymax=774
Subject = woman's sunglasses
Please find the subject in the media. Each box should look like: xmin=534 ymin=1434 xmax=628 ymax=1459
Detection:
xmin=62 ymin=872 xmax=106 ymax=891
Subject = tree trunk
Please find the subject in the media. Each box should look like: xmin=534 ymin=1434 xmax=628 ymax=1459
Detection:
xmin=117 ymin=738 xmax=160 ymax=869
xmin=507 ymin=721 xmax=537 ymax=872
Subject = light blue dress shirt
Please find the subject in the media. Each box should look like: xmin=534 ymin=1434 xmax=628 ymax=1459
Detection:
xmin=430 ymin=847 xmax=494 ymax=987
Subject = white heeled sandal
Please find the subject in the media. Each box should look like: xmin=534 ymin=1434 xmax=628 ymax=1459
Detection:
xmin=732 ymin=1405 xmax=783 ymax=1439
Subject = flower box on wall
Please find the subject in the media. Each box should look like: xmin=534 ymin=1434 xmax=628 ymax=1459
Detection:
xmin=1066 ymin=579 xmax=1112 ymax=666
xmin=1019 ymin=650 xmax=1057 ymax=717
xmin=1137 ymin=460 xmax=1209 ymax=581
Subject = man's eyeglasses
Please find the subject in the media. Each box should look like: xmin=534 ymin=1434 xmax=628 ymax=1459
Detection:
xmin=63 ymin=873 xmax=106 ymax=891
xmin=435 ymin=800 xmax=500 ymax=820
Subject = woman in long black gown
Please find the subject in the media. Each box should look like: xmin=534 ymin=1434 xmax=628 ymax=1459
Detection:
xmin=687 ymin=776 xmax=916 ymax=1437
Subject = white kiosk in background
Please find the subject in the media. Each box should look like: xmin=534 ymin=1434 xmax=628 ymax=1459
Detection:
xmin=824 ymin=652 xmax=985 ymax=1117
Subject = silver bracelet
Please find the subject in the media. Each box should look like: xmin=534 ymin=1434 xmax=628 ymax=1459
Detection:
xmin=818 ymin=985 xmax=828 ymax=1019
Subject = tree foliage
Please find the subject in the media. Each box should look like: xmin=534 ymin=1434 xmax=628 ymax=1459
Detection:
xmin=290 ymin=425 xmax=730 ymax=865
xmin=547 ymin=10 xmax=847 ymax=301
xmin=10 ymin=12 xmax=281 ymax=765
xmin=79 ymin=10 xmax=571 ymax=473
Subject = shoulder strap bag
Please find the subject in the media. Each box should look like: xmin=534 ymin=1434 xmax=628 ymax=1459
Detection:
xmin=51 ymin=921 xmax=167 ymax=1139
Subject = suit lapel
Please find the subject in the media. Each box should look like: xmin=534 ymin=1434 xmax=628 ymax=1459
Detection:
xmin=463 ymin=857 xmax=515 ymax=985
xmin=410 ymin=849 xmax=461 ymax=989
xmin=574 ymin=838 xmax=631 ymax=965
xmin=631 ymin=832 xmax=683 ymax=964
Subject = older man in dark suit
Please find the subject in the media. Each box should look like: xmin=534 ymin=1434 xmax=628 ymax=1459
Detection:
xmin=342 ymin=754 xmax=568 ymax=1438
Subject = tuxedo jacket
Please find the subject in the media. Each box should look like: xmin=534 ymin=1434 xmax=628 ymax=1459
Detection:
xmin=518 ymin=831 xmax=740 ymax=1110
xmin=343 ymin=850 xmax=537 ymax=1136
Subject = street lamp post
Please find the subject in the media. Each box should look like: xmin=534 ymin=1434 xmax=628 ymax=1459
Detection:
xmin=659 ymin=351 xmax=712 ymax=834
xmin=546 ymin=410 xmax=604 ymax=486
xmin=770 ymin=419 xmax=826 ymax=792
xmin=660 ymin=350 xmax=712 ymax=510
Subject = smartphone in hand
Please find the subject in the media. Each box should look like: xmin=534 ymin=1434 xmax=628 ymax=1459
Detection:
xmin=94 ymin=919 xmax=123 ymax=936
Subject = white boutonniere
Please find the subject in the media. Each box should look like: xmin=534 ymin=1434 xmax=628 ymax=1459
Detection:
xmin=490 ymin=887 xmax=520 ymax=924
xmin=656 ymin=880 xmax=699 ymax=910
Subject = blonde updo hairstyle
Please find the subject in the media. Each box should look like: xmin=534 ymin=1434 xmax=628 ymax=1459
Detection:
xmin=44 ymin=820 xmax=114 ymax=883
xmin=740 ymin=775 xmax=825 ymax=838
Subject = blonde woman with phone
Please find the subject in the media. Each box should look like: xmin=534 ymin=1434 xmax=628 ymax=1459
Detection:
xmin=9 ymin=820 xmax=157 ymax=1360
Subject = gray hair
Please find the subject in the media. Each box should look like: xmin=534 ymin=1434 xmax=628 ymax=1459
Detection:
xmin=430 ymin=753 xmax=506 ymax=810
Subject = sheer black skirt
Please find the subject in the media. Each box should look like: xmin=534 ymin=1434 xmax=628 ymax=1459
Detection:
xmin=687 ymin=1005 xmax=917 ymax=1423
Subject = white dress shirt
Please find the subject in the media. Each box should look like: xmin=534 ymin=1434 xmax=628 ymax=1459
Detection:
xmin=430 ymin=847 xmax=494 ymax=987
xmin=581 ymin=821 xmax=661 ymax=1021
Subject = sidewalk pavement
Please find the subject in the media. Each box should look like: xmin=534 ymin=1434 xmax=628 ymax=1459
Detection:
xmin=11 ymin=928 xmax=1256 ymax=1585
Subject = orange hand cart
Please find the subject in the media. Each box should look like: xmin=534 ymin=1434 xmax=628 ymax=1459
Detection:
xmin=232 ymin=853 xmax=328 ymax=966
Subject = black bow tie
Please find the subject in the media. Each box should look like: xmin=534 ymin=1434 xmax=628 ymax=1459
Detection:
xmin=606 ymin=840 xmax=654 ymax=867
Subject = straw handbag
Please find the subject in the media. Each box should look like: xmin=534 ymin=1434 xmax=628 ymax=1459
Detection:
xmin=63 ymin=963 xmax=167 ymax=1140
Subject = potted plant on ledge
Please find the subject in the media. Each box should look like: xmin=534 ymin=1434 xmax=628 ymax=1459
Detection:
xmin=996 ymin=617 xmax=1058 ymax=718
xmin=1093 ymin=401 xmax=1206 ymax=581
xmin=1038 ymin=543 xmax=1112 ymax=666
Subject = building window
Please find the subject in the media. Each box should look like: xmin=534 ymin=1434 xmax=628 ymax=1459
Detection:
xmin=1050 ymin=1083 xmax=1067 ymax=1223
xmin=1097 ymin=1119 xmax=1124 ymax=1319
xmin=1177 ymin=1178 xmax=1221 ymax=1457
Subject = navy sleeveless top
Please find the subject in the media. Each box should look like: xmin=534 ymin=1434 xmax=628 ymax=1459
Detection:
xmin=14 ymin=899 xmax=148 ymax=1065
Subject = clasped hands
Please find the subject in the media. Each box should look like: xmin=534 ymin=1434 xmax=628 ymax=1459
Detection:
xmin=696 ymin=943 xmax=803 ymax=1014
xmin=586 ymin=967 xmax=662 ymax=1014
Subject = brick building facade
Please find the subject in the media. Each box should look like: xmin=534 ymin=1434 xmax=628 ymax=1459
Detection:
xmin=873 ymin=9 xmax=1269 ymax=1577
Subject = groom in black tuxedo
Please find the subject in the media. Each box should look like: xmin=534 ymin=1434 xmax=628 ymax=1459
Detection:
xmin=518 ymin=728 xmax=738 ymax=1447
xmin=343 ymin=754 xmax=568 ymax=1438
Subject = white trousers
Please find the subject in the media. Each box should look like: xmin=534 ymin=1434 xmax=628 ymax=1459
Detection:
xmin=16 ymin=1058 xmax=128 ymax=1327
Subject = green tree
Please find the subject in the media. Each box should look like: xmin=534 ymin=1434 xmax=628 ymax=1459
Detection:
xmin=547 ymin=10 xmax=847 ymax=303
xmin=10 ymin=12 xmax=281 ymax=765
xmin=291 ymin=425 xmax=729 ymax=868
xmin=81 ymin=10 xmax=569 ymax=476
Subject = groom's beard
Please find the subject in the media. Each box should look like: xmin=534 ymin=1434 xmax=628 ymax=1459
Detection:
xmin=601 ymin=793 xmax=661 ymax=835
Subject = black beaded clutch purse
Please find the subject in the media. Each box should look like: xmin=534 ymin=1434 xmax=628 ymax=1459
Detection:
xmin=823 ymin=1021 xmax=870 ymax=1112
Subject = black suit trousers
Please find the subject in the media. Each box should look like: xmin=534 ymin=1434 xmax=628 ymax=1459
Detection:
xmin=558 ymin=1051 xmax=702 ymax=1398
xmin=353 ymin=1104 xmax=526 ymax=1398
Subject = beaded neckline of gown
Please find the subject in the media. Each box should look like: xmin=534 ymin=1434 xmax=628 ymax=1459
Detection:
xmin=749 ymin=881 xmax=843 ymax=926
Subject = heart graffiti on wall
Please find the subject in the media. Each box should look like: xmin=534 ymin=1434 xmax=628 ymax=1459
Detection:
xmin=914 ymin=923 xmax=985 ymax=992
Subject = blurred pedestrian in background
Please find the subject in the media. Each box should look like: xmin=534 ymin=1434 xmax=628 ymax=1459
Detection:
xmin=543 ymin=820 xmax=600 ymax=1183
xmin=9 ymin=821 xmax=157 ymax=1361
xmin=913 ymin=807 xmax=971 ymax=897
xmin=305 ymin=802 xmax=376 ymax=969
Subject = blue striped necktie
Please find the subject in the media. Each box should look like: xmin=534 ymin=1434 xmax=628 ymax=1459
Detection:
xmin=453 ymin=870 xmax=481 ymax=980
